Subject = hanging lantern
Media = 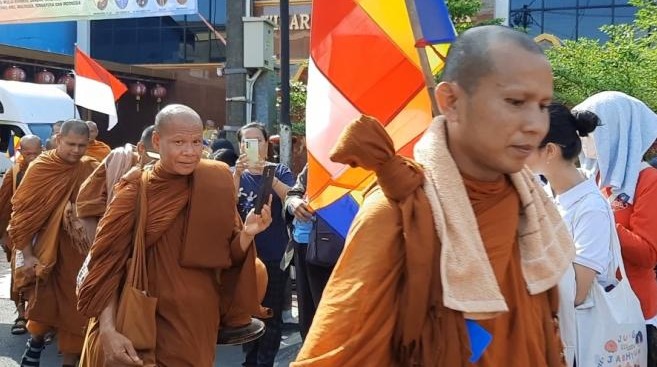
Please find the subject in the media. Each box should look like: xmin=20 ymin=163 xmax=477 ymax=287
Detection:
xmin=3 ymin=66 xmax=26 ymax=82
xmin=150 ymin=84 xmax=167 ymax=109
xmin=35 ymin=69 xmax=56 ymax=84
xmin=57 ymin=74 xmax=75 ymax=94
xmin=129 ymin=81 xmax=147 ymax=111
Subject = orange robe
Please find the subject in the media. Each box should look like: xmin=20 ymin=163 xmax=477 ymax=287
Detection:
xmin=0 ymin=162 xmax=27 ymax=304
xmin=292 ymin=177 xmax=563 ymax=366
xmin=85 ymin=139 xmax=111 ymax=162
xmin=8 ymin=150 xmax=98 ymax=354
xmin=78 ymin=161 xmax=262 ymax=367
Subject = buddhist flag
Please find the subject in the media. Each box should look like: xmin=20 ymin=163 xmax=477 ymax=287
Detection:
xmin=74 ymin=46 xmax=127 ymax=130
xmin=306 ymin=0 xmax=455 ymax=239
xmin=6 ymin=131 xmax=19 ymax=158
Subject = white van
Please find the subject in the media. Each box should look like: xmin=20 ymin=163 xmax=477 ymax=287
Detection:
xmin=0 ymin=80 xmax=79 ymax=174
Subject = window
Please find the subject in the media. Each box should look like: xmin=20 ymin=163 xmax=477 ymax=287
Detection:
xmin=578 ymin=7 xmax=613 ymax=40
xmin=543 ymin=9 xmax=577 ymax=39
xmin=509 ymin=2 xmax=637 ymax=41
xmin=0 ymin=125 xmax=24 ymax=152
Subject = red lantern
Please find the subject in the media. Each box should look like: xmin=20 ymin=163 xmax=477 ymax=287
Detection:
xmin=129 ymin=81 xmax=147 ymax=111
xmin=35 ymin=69 xmax=56 ymax=84
xmin=150 ymin=84 xmax=167 ymax=109
xmin=57 ymin=74 xmax=75 ymax=94
xmin=4 ymin=66 xmax=26 ymax=81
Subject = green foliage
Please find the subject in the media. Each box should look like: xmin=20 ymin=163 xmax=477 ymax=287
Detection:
xmin=289 ymin=80 xmax=307 ymax=136
xmin=546 ymin=0 xmax=657 ymax=110
xmin=445 ymin=0 xmax=503 ymax=33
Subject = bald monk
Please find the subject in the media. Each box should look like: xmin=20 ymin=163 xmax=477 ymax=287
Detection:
xmin=0 ymin=135 xmax=42 ymax=335
xmin=293 ymin=26 xmax=574 ymax=367
xmin=9 ymin=120 xmax=98 ymax=367
xmin=76 ymin=125 xmax=157 ymax=229
xmin=45 ymin=120 xmax=64 ymax=150
xmin=85 ymin=121 xmax=111 ymax=161
xmin=77 ymin=104 xmax=272 ymax=366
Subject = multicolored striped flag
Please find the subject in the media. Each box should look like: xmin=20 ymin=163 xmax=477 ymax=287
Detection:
xmin=306 ymin=0 xmax=456 ymax=239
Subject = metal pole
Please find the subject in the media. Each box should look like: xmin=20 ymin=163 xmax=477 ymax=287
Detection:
xmin=279 ymin=0 xmax=292 ymax=167
xmin=404 ymin=0 xmax=440 ymax=116
xmin=225 ymin=0 xmax=247 ymax=135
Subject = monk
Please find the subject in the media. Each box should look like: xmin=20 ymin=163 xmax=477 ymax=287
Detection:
xmin=77 ymin=104 xmax=272 ymax=366
xmin=76 ymin=125 xmax=157 ymax=229
xmin=45 ymin=120 xmax=64 ymax=150
xmin=75 ymin=124 xmax=268 ymax=351
xmin=9 ymin=120 xmax=98 ymax=367
xmin=0 ymin=135 xmax=42 ymax=335
xmin=85 ymin=121 xmax=111 ymax=161
xmin=293 ymin=26 xmax=574 ymax=367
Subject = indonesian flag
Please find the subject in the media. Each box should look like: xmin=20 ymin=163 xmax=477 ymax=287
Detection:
xmin=74 ymin=46 xmax=127 ymax=130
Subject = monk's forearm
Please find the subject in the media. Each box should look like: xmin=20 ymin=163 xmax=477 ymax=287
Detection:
xmin=233 ymin=173 xmax=242 ymax=198
xmin=238 ymin=231 xmax=255 ymax=255
xmin=98 ymin=292 xmax=119 ymax=333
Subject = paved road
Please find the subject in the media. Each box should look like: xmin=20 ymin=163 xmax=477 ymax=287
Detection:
xmin=0 ymin=258 xmax=301 ymax=366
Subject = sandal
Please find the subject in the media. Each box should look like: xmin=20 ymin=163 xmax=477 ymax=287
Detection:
xmin=11 ymin=317 xmax=27 ymax=335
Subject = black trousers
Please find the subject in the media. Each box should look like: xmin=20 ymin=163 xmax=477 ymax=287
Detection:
xmin=243 ymin=260 xmax=289 ymax=367
xmin=294 ymin=242 xmax=334 ymax=340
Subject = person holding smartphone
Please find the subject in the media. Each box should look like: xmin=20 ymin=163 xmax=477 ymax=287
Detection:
xmin=234 ymin=123 xmax=295 ymax=367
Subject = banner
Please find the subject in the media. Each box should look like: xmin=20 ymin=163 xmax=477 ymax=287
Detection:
xmin=0 ymin=0 xmax=196 ymax=24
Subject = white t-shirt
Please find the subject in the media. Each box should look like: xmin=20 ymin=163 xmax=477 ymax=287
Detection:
xmin=555 ymin=178 xmax=613 ymax=277
xmin=553 ymin=177 xmax=614 ymax=367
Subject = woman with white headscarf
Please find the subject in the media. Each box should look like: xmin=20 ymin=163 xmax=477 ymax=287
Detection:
xmin=574 ymin=91 xmax=657 ymax=365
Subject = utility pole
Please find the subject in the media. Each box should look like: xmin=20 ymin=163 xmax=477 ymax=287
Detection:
xmin=225 ymin=0 xmax=247 ymax=137
xmin=279 ymin=0 xmax=292 ymax=167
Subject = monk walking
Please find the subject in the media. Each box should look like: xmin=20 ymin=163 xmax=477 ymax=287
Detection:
xmin=76 ymin=125 xmax=157 ymax=230
xmin=77 ymin=104 xmax=272 ymax=366
xmin=10 ymin=120 xmax=98 ymax=367
xmin=0 ymin=135 xmax=42 ymax=335
xmin=85 ymin=121 xmax=111 ymax=161
xmin=293 ymin=26 xmax=574 ymax=367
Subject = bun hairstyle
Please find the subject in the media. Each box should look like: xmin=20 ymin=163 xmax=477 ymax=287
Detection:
xmin=539 ymin=103 xmax=601 ymax=160
xmin=572 ymin=110 xmax=599 ymax=138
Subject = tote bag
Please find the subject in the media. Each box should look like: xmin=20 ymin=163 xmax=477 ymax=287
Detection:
xmin=575 ymin=206 xmax=647 ymax=367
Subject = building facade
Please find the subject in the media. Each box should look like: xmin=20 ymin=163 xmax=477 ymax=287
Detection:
xmin=507 ymin=0 xmax=637 ymax=41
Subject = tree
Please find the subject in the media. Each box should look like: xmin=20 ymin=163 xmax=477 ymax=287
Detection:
xmin=546 ymin=0 xmax=657 ymax=110
xmin=446 ymin=0 xmax=503 ymax=33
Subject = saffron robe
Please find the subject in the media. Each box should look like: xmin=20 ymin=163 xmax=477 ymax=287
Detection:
xmin=0 ymin=162 xmax=28 ymax=303
xmin=8 ymin=150 xmax=98 ymax=351
xmin=85 ymin=139 xmax=111 ymax=162
xmin=77 ymin=160 xmax=262 ymax=367
xmin=292 ymin=178 xmax=564 ymax=367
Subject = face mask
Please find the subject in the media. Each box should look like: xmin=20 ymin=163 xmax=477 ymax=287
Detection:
xmin=581 ymin=136 xmax=598 ymax=160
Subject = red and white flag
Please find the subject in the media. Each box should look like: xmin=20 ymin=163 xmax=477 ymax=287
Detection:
xmin=74 ymin=46 xmax=127 ymax=130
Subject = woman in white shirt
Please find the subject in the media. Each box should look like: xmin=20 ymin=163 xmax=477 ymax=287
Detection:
xmin=527 ymin=103 xmax=612 ymax=366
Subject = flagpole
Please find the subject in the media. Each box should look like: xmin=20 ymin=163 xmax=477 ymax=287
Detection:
xmin=404 ymin=0 xmax=440 ymax=117
xmin=73 ymin=43 xmax=77 ymax=119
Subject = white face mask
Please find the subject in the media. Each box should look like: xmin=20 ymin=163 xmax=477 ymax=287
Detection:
xmin=581 ymin=136 xmax=598 ymax=159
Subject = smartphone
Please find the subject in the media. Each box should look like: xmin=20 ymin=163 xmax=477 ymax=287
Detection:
xmin=254 ymin=165 xmax=276 ymax=215
xmin=245 ymin=139 xmax=260 ymax=166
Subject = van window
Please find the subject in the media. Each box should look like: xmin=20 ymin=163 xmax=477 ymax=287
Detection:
xmin=0 ymin=125 xmax=24 ymax=152
xmin=28 ymin=124 xmax=53 ymax=143
xmin=0 ymin=101 xmax=4 ymax=114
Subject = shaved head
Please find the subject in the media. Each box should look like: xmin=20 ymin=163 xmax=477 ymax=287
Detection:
xmin=140 ymin=125 xmax=155 ymax=151
xmin=20 ymin=135 xmax=41 ymax=149
xmin=19 ymin=135 xmax=42 ymax=163
xmin=155 ymin=104 xmax=203 ymax=134
xmin=86 ymin=120 xmax=99 ymax=141
xmin=61 ymin=119 xmax=90 ymax=138
xmin=152 ymin=104 xmax=203 ymax=175
xmin=52 ymin=120 xmax=64 ymax=136
xmin=441 ymin=25 xmax=545 ymax=94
